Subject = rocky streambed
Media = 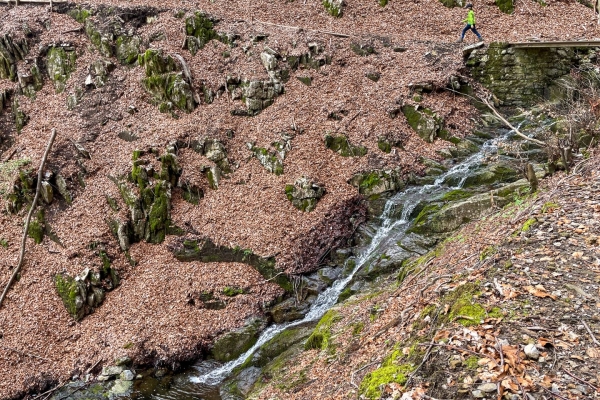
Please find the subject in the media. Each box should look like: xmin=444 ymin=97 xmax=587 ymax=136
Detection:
xmin=45 ymin=108 xmax=583 ymax=400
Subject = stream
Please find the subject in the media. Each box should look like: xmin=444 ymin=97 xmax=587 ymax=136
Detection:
xmin=126 ymin=126 xmax=522 ymax=399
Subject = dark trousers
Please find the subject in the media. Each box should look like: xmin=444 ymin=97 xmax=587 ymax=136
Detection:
xmin=461 ymin=24 xmax=482 ymax=40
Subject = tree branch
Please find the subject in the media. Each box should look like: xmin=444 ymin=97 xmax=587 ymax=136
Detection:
xmin=0 ymin=128 xmax=57 ymax=308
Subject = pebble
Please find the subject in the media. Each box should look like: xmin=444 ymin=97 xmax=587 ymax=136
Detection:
xmin=120 ymin=370 xmax=135 ymax=381
xmin=478 ymin=382 xmax=497 ymax=393
xmin=524 ymin=343 xmax=540 ymax=360
xmin=471 ymin=390 xmax=484 ymax=398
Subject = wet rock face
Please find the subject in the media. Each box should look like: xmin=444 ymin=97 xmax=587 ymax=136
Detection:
xmin=401 ymin=105 xmax=444 ymax=143
xmin=285 ymin=177 xmax=325 ymax=212
xmin=349 ymin=169 xmax=405 ymax=199
xmin=138 ymin=49 xmax=196 ymax=113
xmin=211 ymin=317 xmax=267 ymax=362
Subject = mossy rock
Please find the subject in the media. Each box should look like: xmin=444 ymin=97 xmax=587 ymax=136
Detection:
xmin=47 ymin=47 xmax=77 ymax=93
xmin=1 ymin=159 xmax=33 ymax=213
xmin=67 ymin=6 xmax=92 ymax=23
xmin=211 ymin=318 xmax=266 ymax=362
xmin=285 ymin=177 xmax=325 ymax=212
xmin=54 ymin=273 xmax=85 ymax=320
xmin=350 ymin=42 xmax=375 ymax=56
xmin=249 ymin=323 xmax=315 ymax=368
xmin=21 ymin=63 xmax=44 ymax=99
xmin=348 ymin=169 xmax=404 ymax=198
xmin=249 ymin=145 xmax=284 ymax=175
xmin=138 ymin=49 xmax=177 ymax=77
xmin=184 ymin=12 xmax=218 ymax=55
xmin=401 ymin=105 xmax=443 ymax=143
xmin=12 ymin=97 xmax=29 ymax=133
xmin=495 ymin=0 xmax=514 ymax=13
xmin=324 ymin=134 xmax=367 ymax=157
xmin=85 ymin=19 xmax=114 ymax=57
xmin=142 ymin=72 xmax=195 ymax=113
xmin=115 ymin=35 xmax=141 ymax=65
xmin=304 ymin=309 xmax=341 ymax=351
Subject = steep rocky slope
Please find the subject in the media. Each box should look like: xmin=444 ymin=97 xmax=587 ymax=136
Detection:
xmin=0 ymin=0 xmax=598 ymax=398
xmin=253 ymin=151 xmax=600 ymax=400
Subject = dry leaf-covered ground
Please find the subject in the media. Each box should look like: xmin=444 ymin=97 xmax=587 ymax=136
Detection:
xmin=0 ymin=0 xmax=598 ymax=398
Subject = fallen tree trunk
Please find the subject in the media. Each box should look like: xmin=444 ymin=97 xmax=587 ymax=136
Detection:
xmin=0 ymin=128 xmax=57 ymax=308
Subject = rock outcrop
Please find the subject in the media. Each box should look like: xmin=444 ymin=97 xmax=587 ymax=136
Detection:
xmin=285 ymin=177 xmax=325 ymax=212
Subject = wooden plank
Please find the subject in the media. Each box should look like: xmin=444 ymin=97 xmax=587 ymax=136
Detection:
xmin=0 ymin=0 xmax=67 ymax=3
xmin=510 ymin=41 xmax=600 ymax=49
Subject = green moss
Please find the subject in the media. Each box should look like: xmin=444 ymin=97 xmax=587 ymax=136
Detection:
xmin=379 ymin=0 xmax=389 ymax=6
xmin=123 ymin=342 xmax=133 ymax=349
xmin=441 ymin=189 xmax=472 ymax=202
xmin=442 ymin=282 xmax=494 ymax=326
xmin=115 ymin=35 xmax=141 ymax=65
xmin=324 ymin=134 xmax=367 ymax=157
xmin=359 ymin=172 xmax=382 ymax=190
xmin=223 ymin=286 xmax=245 ymax=296
xmin=12 ymin=98 xmax=29 ymax=133
xmin=147 ymin=182 xmax=169 ymax=243
xmin=46 ymin=47 xmax=77 ymax=93
xmin=67 ymin=7 xmax=92 ymax=23
xmin=479 ymin=245 xmax=496 ymax=261
xmin=464 ymin=355 xmax=479 ymax=370
xmin=0 ymin=239 xmax=8 ymax=248
xmin=27 ymin=209 xmax=45 ymax=244
xmin=411 ymin=203 xmax=442 ymax=228
xmin=297 ymin=76 xmax=312 ymax=86
xmin=521 ymin=218 xmax=537 ymax=232
xmin=351 ymin=322 xmax=364 ymax=336
xmin=541 ymin=201 xmax=559 ymax=213
xmin=495 ymin=0 xmax=514 ymax=13
xmin=184 ymin=12 xmax=217 ymax=55
xmin=251 ymin=146 xmax=284 ymax=175
xmin=377 ymin=138 xmax=392 ymax=153
xmin=304 ymin=310 xmax=341 ymax=351
xmin=54 ymin=273 xmax=81 ymax=320
xmin=359 ymin=364 xmax=413 ymax=399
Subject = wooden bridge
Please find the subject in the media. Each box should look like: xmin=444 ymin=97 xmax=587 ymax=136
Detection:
xmin=509 ymin=40 xmax=600 ymax=49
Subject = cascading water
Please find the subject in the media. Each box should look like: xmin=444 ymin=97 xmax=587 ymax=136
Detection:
xmin=130 ymin=125 xmax=530 ymax=399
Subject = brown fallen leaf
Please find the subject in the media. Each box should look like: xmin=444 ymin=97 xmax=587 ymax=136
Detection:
xmin=587 ymin=347 xmax=600 ymax=358
xmin=524 ymin=285 xmax=557 ymax=300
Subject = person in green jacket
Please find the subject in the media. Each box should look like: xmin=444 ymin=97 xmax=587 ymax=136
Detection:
xmin=458 ymin=4 xmax=483 ymax=43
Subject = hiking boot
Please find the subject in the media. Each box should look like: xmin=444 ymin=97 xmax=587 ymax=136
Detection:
xmin=478 ymin=37 xmax=484 ymax=42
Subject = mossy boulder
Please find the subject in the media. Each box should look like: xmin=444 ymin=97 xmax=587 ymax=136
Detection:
xmin=115 ymin=35 xmax=141 ymax=65
xmin=443 ymin=162 xmax=520 ymax=188
xmin=248 ymin=143 xmax=284 ymax=175
xmin=47 ymin=46 xmax=77 ymax=93
xmin=85 ymin=19 xmax=114 ymax=57
xmin=401 ymin=105 xmax=444 ymax=143
xmin=409 ymin=192 xmax=510 ymax=234
xmin=323 ymin=0 xmax=344 ymax=17
xmin=0 ymin=34 xmax=28 ymax=81
xmin=54 ymin=273 xmax=86 ymax=320
xmin=184 ymin=12 xmax=217 ymax=55
xmin=285 ymin=177 xmax=325 ymax=212
xmin=139 ymin=49 xmax=195 ymax=113
xmin=324 ymin=134 xmax=367 ymax=157
xmin=211 ymin=317 xmax=267 ymax=362
xmin=19 ymin=63 xmax=44 ymax=98
xmin=349 ymin=169 xmax=405 ymax=199
xmin=1 ymin=159 xmax=33 ymax=213
xmin=242 ymin=79 xmax=284 ymax=115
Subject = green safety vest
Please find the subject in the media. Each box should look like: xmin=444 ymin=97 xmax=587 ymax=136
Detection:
xmin=463 ymin=9 xmax=476 ymax=25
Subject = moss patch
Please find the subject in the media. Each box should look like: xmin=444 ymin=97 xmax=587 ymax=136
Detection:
xmin=27 ymin=208 xmax=45 ymax=244
xmin=359 ymin=364 xmax=413 ymax=399
xmin=324 ymin=134 xmax=367 ymax=157
xmin=304 ymin=310 xmax=342 ymax=351
xmin=54 ymin=273 xmax=81 ymax=320
xmin=441 ymin=189 xmax=472 ymax=202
